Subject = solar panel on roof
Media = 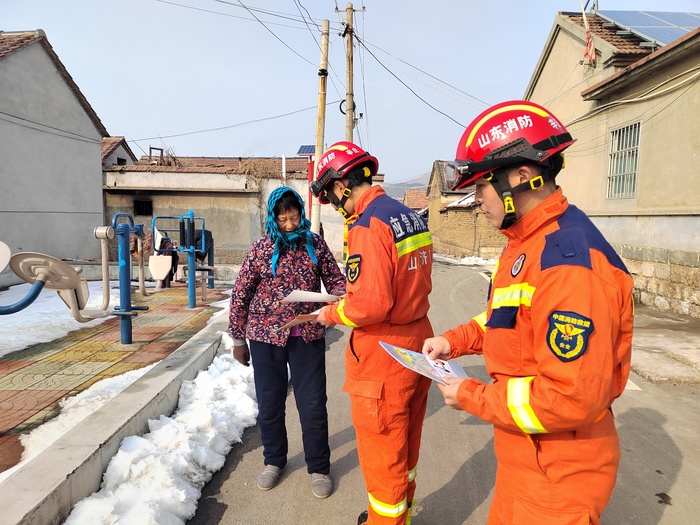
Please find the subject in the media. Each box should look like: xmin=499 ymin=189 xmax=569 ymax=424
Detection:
xmin=296 ymin=145 xmax=315 ymax=155
xmin=597 ymin=10 xmax=700 ymax=45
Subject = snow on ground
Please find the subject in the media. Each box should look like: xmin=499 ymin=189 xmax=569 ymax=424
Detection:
xmin=0 ymin=256 xmax=494 ymax=522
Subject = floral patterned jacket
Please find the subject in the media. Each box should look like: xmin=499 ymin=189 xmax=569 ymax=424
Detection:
xmin=228 ymin=233 xmax=346 ymax=346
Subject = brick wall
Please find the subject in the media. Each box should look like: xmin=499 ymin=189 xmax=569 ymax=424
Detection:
xmin=616 ymin=244 xmax=700 ymax=318
xmin=429 ymin=206 xmax=505 ymax=259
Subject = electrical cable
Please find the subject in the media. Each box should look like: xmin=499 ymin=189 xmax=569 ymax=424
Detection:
xmin=130 ymin=100 xmax=342 ymax=142
xmin=353 ymin=33 xmax=466 ymax=128
xmin=0 ymin=111 xmax=101 ymax=143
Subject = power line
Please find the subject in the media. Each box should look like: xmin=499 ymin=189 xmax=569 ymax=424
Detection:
xmin=359 ymin=36 xmax=490 ymax=109
xmin=353 ymin=33 xmax=466 ymax=128
xmin=130 ymin=100 xmax=342 ymax=142
xmin=0 ymin=111 xmax=101 ymax=143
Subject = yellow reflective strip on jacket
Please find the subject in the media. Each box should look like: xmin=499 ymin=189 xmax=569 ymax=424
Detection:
xmin=507 ymin=376 xmax=548 ymax=434
xmin=336 ymin=299 xmax=359 ymax=328
xmin=473 ymin=311 xmax=487 ymax=331
xmin=368 ymin=492 xmax=408 ymax=518
xmin=407 ymin=466 xmax=417 ymax=483
xmin=491 ymin=283 xmax=535 ymax=309
xmin=396 ymin=231 xmax=432 ymax=258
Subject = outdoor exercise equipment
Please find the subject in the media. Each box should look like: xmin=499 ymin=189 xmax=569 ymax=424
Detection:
xmin=151 ymin=210 xmax=214 ymax=309
xmin=0 ymin=240 xmax=82 ymax=316
xmin=107 ymin=213 xmax=149 ymax=343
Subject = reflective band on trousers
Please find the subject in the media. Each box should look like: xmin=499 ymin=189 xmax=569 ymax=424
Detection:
xmin=368 ymin=492 xmax=408 ymax=518
xmin=491 ymin=282 xmax=535 ymax=309
xmin=408 ymin=466 xmax=416 ymax=483
xmin=507 ymin=376 xmax=548 ymax=434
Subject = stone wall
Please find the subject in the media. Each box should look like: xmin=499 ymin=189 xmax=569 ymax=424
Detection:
xmin=616 ymin=244 xmax=700 ymax=318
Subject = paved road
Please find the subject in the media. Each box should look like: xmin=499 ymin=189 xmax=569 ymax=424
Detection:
xmin=189 ymin=261 xmax=700 ymax=524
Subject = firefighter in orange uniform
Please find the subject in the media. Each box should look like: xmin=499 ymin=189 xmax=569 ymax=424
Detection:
xmin=422 ymin=100 xmax=634 ymax=524
xmin=311 ymin=141 xmax=433 ymax=525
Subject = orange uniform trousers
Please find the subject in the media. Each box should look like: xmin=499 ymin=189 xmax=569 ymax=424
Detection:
xmin=488 ymin=409 xmax=620 ymax=525
xmin=343 ymin=317 xmax=433 ymax=525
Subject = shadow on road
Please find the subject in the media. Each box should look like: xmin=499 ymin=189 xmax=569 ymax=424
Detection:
xmin=604 ymin=407 xmax=680 ymax=524
xmin=415 ymin=437 xmax=496 ymax=524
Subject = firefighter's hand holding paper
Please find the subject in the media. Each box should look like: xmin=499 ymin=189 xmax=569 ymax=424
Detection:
xmin=421 ymin=335 xmax=452 ymax=361
xmin=436 ymin=377 xmax=467 ymax=410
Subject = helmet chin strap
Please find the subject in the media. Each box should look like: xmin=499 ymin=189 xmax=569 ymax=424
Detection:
xmin=485 ymin=163 xmax=558 ymax=230
xmin=326 ymin=185 xmax=354 ymax=218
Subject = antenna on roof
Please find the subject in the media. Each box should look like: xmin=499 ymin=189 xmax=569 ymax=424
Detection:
xmin=583 ymin=0 xmax=599 ymax=12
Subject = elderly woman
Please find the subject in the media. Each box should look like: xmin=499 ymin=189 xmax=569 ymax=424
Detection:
xmin=228 ymin=187 xmax=345 ymax=500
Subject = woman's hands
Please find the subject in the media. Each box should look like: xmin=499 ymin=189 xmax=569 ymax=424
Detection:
xmin=233 ymin=341 xmax=250 ymax=366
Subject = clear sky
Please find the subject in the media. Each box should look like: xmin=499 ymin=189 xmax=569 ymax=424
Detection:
xmin=2 ymin=0 xmax=698 ymax=182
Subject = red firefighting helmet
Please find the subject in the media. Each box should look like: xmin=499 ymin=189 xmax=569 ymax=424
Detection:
xmin=446 ymin=100 xmax=575 ymax=190
xmin=310 ymin=141 xmax=378 ymax=204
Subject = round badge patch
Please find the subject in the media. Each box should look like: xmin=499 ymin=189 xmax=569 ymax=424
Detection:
xmin=511 ymin=254 xmax=526 ymax=277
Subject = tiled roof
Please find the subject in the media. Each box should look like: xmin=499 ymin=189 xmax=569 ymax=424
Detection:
xmin=582 ymin=26 xmax=700 ymax=99
xmin=105 ymin=156 xmax=311 ymax=175
xmin=403 ymin=188 xmax=429 ymax=210
xmin=102 ymin=137 xmax=124 ymax=158
xmin=0 ymin=31 xmax=41 ymax=59
xmin=0 ymin=30 xmax=109 ymax=137
xmin=564 ymin=12 xmax=653 ymax=66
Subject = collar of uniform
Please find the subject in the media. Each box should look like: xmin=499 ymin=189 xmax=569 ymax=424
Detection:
xmin=353 ymin=184 xmax=386 ymax=216
xmin=501 ymin=187 xmax=569 ymax=241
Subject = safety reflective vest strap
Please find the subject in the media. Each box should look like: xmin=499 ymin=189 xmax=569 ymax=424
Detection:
xmin=336 ymin=299 xmax=359 ymax=327
xmin=491 ymin=282 xmax=535 ymax=309
xmin=473 ymin=311 xmax=487 ymax=331
xmin=506 ymin=376 xmax=548 ymax=434
xmin=368 ymin=492 xmax=408 ymax=518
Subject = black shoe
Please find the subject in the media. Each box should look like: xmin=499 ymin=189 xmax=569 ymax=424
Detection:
xmin=357 ymin=510 xmax=368 ymax=524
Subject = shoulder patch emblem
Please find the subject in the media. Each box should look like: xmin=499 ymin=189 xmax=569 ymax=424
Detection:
xmin=346 ymin=254 xmax=362 ymax=283
xmin=511 ymin=253 xmax=526 ymax=277
xmin=546 ymin=310 xmax=594 ymax=362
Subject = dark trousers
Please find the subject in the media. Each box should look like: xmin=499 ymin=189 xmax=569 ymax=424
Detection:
xmin=250 ymin=337 xmax=330 ymax=474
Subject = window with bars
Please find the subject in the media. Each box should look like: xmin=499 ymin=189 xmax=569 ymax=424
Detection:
xmin=606 ymin=122 xmax=640 ymax=199
xmin=134 ymin=199 xmax=153 ymax=216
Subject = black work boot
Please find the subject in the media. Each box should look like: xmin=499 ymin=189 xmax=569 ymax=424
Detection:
xmin=357 ymin=510 xmax=368 ymax=524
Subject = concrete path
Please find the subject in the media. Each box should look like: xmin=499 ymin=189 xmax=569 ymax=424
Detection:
xmin=1 ymin=260 xmax=699 ymax=524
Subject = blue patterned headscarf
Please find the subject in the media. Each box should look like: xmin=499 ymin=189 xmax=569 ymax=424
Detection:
xmin=266 ymin=186 xmax=317 ymax=276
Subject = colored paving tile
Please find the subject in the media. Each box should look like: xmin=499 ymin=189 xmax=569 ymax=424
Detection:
xmin=0 ymin=390 xmax=70 ymax=433
xmin=0 ymin=434 xmax=23 ymax=472
xmin=0 ymin=283 xmax=229 ymax=473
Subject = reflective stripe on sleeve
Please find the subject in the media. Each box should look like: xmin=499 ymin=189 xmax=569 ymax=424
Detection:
xmin=368 ymin=492 xmax=408 ymax=518
xmin=507 ymin=376 xmax=548 ymax=434
xmin=335 ymin=299 xmax=359 ymax=328
xmin=473 ymin=311 xmax=487 ymax=331
xmin=491 ymin=283 xmax=535 ymax=309
xmin=396 ymin=231 xmax=432 ymax=257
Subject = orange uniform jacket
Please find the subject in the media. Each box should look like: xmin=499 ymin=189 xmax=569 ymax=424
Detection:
xmin=323 ymin=185 xmax=433 ymax=332
xmin=324 ymin=185 xmax=433 ymax=524
xmin=443 ymin=188 xmax=633 ymax=436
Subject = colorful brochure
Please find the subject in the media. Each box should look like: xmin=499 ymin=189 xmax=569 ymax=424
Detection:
xmin=379 ymin=341 xmax=469 ymax=385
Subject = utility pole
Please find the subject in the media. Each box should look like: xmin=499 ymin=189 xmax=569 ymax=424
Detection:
xmin=344 ymin=2 xmax=355 ymax=142
xmin=310 ymin=19 xmax=330 ymax=234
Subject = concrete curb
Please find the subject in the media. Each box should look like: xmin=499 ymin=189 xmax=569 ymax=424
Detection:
xmin=0 ymin=318 xmax=229 ymax=525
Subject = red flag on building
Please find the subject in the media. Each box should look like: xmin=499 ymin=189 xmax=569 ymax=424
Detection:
xmin=581 ymin=1 xmax=596 ymax=66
